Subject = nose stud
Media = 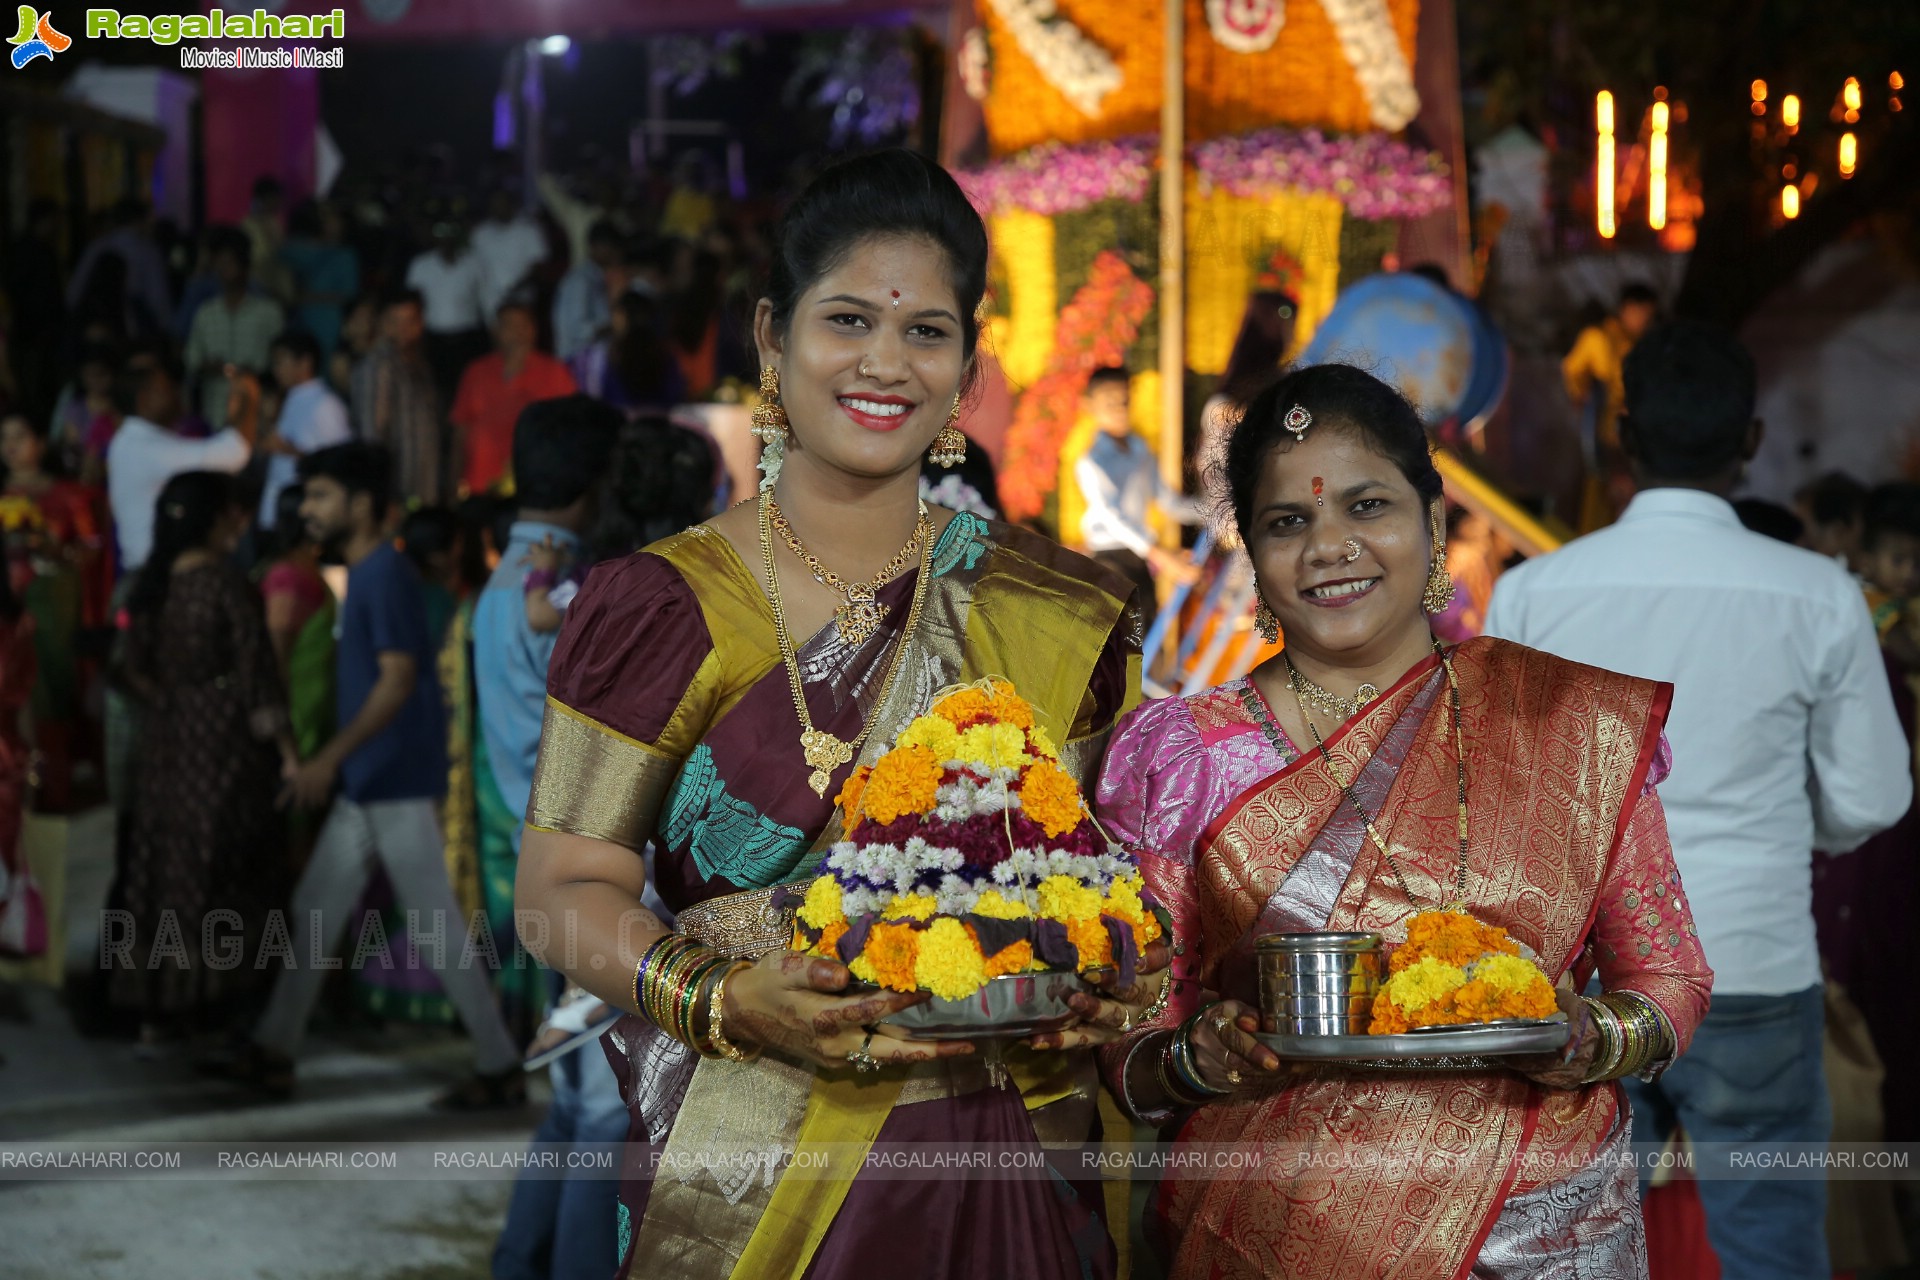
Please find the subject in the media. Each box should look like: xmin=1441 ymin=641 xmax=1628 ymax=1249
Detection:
xmin=1344 ymin=539 xmax=1363 ymax=563
xmin=859 ymin=357 xmax=873 ymax=378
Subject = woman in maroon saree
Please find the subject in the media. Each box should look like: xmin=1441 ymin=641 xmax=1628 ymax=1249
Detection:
xmin=516 ymin=150 xmax=1165 ymax=1280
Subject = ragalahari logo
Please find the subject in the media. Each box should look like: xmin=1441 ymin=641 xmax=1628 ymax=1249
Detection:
xmin=9 ymin=6 xmax=71 ymax=68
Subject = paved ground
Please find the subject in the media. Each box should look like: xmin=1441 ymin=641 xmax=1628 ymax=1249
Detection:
xmin=0 ymin=809 xmax=548 ymax=1280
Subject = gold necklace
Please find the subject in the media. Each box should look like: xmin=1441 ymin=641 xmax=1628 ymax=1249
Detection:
xmin=1287 ymin=642 xmax=1474 ymax=912
xmin=1284 ymin=656 xmax=1379 ymax=720
xmin=766 ymin=496 xmax=928 ymax=645
xmin=759 ymin=490 xmax=933 ymax=796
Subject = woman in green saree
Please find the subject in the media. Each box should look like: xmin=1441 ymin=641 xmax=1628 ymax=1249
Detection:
xmin=517 ymin=150 xmax=1166 ymax=1280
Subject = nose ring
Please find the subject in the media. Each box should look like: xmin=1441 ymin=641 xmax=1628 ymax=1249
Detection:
xmin=1343 ymin=538 xmax=1363 ymax=563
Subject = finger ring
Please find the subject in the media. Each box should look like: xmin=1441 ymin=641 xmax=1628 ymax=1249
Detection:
xmin=1119 ymin=1012 xmax=1134 ymax=1034
xmin=846 ymin=1029 xmax=879 ymax=1074
xmin=1226 ymin=1068 xmax=1243 ymax=1086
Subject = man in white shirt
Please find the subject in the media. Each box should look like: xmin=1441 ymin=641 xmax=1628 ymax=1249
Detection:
xmin=1485 ymin=322 xmax=1910 ymax=1280
xmin=259 ymin=331 xmax=352 ymax=530
xmin=405 ymin=221 xmax=488 ymax=405
xmin=108 ymin=351 xmax=254 ymax=571
xmin=469 ymin=189 xmax=549 ymax=320
xmin=1073 ymin=367 xmax=1201 ymax=629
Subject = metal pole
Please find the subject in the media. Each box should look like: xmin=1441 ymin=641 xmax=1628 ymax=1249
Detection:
xmin=1157 ymin=0 xmax=1186 ymax=655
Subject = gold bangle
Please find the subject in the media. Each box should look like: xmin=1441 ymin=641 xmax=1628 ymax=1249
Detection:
xmin=705 ymin=962 xmax=758 ymax=1063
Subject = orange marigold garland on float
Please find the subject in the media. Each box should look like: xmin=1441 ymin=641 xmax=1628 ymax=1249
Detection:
xmin=998 ymin=250 xmax=1155 ymax=521
xmin=786 ymin=679 xmax=1168 ymax=1002
xmin=1366 ymin=911 xmax=1558 ymax=1034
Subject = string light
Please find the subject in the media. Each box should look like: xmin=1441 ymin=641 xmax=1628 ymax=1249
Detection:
xmin=1843 ymin=76 xmax=1861 ymax=123
xmin=1781 ymin=184 xmax=1800 ymax=219
xmin=1892 ymin=71 xmax=1905 ymax=91
xmin=1596 ymin=91 xmax=1616 ymax=239
xmin=1649 ymin=101 xmax=1669 ymax=230
xmin=1782 ymin=94 xmax=1800 ymax=130
xmin=1840 ymin=131 xmax=1858 ymax=177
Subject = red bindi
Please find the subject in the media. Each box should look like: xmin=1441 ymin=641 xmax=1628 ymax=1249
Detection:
xmin=1312 ymin=476 xmax=1325 ymax=505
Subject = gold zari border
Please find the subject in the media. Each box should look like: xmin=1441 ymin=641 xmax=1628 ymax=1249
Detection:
xmin=526 ymin=698 xmax=681 ymax=849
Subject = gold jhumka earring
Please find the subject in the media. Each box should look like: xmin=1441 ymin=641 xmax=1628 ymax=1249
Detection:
xmin=752 ymin=365 xmax=789 ymax=493
xmin=929 ymin=397 xmax=967 ymax=466
xmin=1422 ymin=502 xmax=1456 ymax=614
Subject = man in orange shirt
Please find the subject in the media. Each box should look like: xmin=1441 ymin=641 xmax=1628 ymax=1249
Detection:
xmin=449 ymin=300 xmax=577 ymax=496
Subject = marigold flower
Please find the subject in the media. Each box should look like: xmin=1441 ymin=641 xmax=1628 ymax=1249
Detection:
xmin=1020 ymin=758 xmax=1083 ymax=838
xmin=896 ymin=715 xmax=962 ymax=762
xmin=983 ymin=939 xmax=1037 ymax=978
xmin=973 ymin=889 xmax=1032 ymax=919
xmin=837 ymin=765 xmax=871 ymax=831
xmin=915 ymin=917 xmax=989 ymax=1000
xmin=931 ymin=688 xmax=993 ymax=728
xmin=1103 ymin=874 xmax=1148 ymax=924
xmin=862 ymin=745 xmax=942 ymax=825
xmin=816 ymin=920 xmax=849 ymax=957
xmin=1036 ymin=873 xmax=1104 ymax=922
xmin=1066 ymin=916 xmax=1113 ymax=969
xmin=955 ymin=722 xmax=1030 ymax=771
xmin=1379 ymin=954 xmax=1465 ymax=1013
xmin=884 ymin=893 xmax=938 ymax=922
xmin=797 ymin=876 xmax=846 ymax=930
xmin=1027 ymin=724 xmax=1059 ymax=759
xmin=850 ymin=921 xmax=921 ymax=992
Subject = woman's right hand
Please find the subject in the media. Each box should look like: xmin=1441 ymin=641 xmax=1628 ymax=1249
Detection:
xmin=1187 ymin=1000 xmax=1286 ymax=1092
xmin=723 ymin=950 xmax=977 ymax=1069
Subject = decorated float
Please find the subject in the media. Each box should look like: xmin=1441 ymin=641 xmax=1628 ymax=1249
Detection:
xmin=949 ymin=0 xmax=1461 ymax=527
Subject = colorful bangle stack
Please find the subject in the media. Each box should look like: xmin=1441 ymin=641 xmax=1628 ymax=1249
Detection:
xmin=704 ymin=961 xmax=758 ymax=1063
xmin=633 ymin=934 xmax=738 ymax=1056
xmin=1579 ymin=991 xmax=1673 ymax=1083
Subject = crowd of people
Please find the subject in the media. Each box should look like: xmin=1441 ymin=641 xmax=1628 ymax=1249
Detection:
xmin=0 ymin=166 xmax=770 ymax=1066
xmin=0 ymin=140 xmax=1914 ymax=1280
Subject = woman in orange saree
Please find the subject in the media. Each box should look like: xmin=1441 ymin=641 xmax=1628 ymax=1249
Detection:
xmin=1096 ymin=364 xmax=1713 ymax=1279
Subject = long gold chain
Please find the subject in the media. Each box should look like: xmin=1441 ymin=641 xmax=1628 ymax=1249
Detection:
xmin=766 ymin=495 xmax=927 ymax=645
xmin=1285 ymin=642 xmax=1473 ymax=912
xmin=759 ymin=489 xmax=933 ymax=797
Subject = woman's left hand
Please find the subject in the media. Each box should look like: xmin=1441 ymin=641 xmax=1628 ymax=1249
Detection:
xmin=1511 ymin=985 xmax=1598 ymax=1090
xmin=1026 ymin=940 xmax=1172 ymax=1051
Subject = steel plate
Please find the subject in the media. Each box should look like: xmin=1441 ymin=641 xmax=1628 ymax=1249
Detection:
xmin=1256 ymin=1016 xmax=1569 ymax=1067
xmin=848 ymin=972 xmax=1089 ymax=1041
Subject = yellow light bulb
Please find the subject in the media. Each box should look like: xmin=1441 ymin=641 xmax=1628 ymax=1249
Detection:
xmin=1843 ymin=78 xmax=1862 ymax=112
xmin=1782 ymin=184 xmax=1800 ymax=219
xmin=1840 ymin=131 xmax=1858 ymax=176
xmin=1783 ymin=94 xmax=1800 ymax=129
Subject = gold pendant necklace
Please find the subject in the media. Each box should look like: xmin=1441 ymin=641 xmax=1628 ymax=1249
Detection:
xmin=1285 ymin=657 xmax=1379 ymax=721
xmin=759 ymin=490 xmax=933 ymax=796
xmin=767 ymin=496 xmax=926 ymax=645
